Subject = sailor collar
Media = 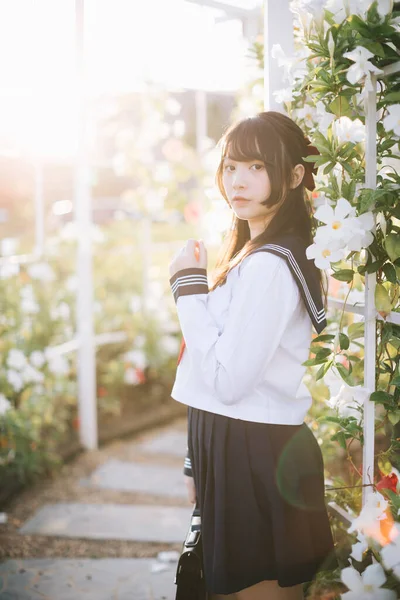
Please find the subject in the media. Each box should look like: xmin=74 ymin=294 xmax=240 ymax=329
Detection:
xmin=247 ymin=233 xmax=327 ymax=334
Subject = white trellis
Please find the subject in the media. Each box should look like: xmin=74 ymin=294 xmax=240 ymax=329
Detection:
xmin=263 ymin=1 xmax=400 ymax=511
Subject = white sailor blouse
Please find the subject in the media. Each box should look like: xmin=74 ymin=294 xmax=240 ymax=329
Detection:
xmin=168 ymin=233 xmax=327 ymax=477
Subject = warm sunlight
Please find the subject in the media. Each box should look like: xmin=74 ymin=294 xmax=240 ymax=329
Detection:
xmin=0 ymin=0 xmax=251 ymax=158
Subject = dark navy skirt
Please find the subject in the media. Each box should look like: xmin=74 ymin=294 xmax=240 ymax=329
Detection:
xmin=187 ymin=407 xmax=338 ymax=595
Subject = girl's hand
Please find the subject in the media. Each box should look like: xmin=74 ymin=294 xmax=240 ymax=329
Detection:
xmin=184 ymin=474 xmax=197 ymax=505
xmin=169 ymin=239 xmax=207 ymax=278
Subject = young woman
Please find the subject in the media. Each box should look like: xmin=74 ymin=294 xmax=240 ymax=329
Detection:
xmin=168 ymin=111 xmax=338 ymax=599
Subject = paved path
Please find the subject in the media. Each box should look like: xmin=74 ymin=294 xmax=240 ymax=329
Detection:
xmin=0 ymin=419 xmax=192 ymax=599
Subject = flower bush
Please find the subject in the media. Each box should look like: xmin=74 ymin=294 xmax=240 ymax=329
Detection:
xmin=0 ymin=87 xmax=206 ymax=494
xmin=249 ymin=0 xmax=400 ymax=596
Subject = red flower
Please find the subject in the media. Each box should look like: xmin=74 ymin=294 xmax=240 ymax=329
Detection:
xmin=72 ymin=416 xmax=80 ymax=431
xmin=376 ymin=472 xmax=398 ymax=493
xmin=98 ymin=386 xmax=108 ymax=397
xmin=135 ymin=368 xmax=146 ymax=384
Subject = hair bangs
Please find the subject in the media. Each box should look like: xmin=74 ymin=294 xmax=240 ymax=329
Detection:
xmin=222 ymin=118 xmax=267 ymax=163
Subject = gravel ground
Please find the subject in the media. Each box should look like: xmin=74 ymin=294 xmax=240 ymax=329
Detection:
xmin=0 ymin=418 xmax=188 ymax=560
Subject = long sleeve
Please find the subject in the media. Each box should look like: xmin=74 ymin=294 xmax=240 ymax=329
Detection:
xmin=169 ymin=252 xmax=299 ymax=406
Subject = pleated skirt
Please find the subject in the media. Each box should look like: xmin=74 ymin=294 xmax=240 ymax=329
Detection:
xmin=187 ymin=406 xmax=338 ymax=595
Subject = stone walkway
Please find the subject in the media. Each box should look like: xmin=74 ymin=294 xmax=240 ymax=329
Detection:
xmin=0 ymin=420 xmax=192 ymax=599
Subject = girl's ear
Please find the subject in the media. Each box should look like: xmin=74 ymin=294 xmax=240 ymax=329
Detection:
xmin=290 ymin=164 xmax=306 ymax=189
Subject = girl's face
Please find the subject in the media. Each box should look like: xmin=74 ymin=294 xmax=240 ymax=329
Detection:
xmin=221 ymin=156 xmax=272 ymax=236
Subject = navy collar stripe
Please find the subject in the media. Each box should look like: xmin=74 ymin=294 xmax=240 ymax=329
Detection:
xmin=256 ymin=244 xmax=324 ymax=321
xmin=250 ymin=238 xmax=327 ymax=334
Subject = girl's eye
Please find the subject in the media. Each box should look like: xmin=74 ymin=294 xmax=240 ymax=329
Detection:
xmin=251 ymin=164 xmax=264 ymax=170
xmin=224 ymin=164 xmax=235 ymax=172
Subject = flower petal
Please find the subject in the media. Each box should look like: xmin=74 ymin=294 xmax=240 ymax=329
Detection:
xmin=363 ymin=563 xmax=386 ymax=588
xmin=341 ymin=566 xmax=362 ymax=591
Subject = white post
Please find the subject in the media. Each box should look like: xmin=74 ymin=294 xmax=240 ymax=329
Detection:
xmin=141 ymin=214 xmax=152 ymax=317
xmin=33 ymin=155 xmax=44 ymax=257
xmin=263 ymin=0 xmax=294 ymax=111
xmin=195 ymin=88 xmax=208 ymax=239
xmin=75 ymin=0 xmax=98 ymax=450
xmin=362 ymin=74 xmax=377 ymax=505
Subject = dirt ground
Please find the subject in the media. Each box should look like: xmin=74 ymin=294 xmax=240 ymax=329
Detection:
xmin=0 ymin=419 xmax=188 ymax=560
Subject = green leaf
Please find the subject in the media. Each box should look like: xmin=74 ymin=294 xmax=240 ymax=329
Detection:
xmin=331 ymin=269 xmax=355 ymax=282
xmin=312 ymin=334 xmax=336 ymax=343
xmin=385 ymin=233 xmax=400 ymax=262
xmin=359 ymin=39 xmax=385 ymax=57
xmin=375 ymin=283 xmax=392 ymax=316
xmin=348 ymin=322 xmax=364 ymax=340
xmin=370 ymin=391 xmax=393 ymax=405
xmin=312 ymin=131 xmax=332 ymax=154
xmin=382 ymin=263 xmax=397 ymax=284
xmin=315 ymin=347 xmax=333 ymax=359
xmin=316 ymin=359 xmax=333 ymax=381
xmin=384 ymin=91 xmax=400 ymax=103
xmin=388 ymin=411 xmax=400 ymax=425
xmin=336 ymin=362 xmax=351 ymax=380
xmin=332 ymin=430 xmax=347 ymax=449
xmin=328 ymin=96 xmax=352 ymax=117
xmin=391 ymin=375 xmax=400 ymax=387
xmin=339 ymin=333 xmax=350 ymax=350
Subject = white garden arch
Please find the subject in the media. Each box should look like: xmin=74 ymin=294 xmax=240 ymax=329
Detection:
xmin=1 ymin=1 xmax=399 ymax=514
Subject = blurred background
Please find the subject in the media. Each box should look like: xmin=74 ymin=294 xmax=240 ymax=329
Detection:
xmin=0 ymin=0 xmax=268 ymax=493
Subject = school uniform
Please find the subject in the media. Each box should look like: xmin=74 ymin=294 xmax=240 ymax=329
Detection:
xmin=169 ymin=233 xmax=338 ymax=594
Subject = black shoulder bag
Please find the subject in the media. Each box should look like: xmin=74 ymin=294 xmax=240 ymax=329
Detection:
xmin=174 ymin=504 xmax=208 ymax=599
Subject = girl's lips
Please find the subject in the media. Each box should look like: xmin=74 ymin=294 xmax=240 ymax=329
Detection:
xmin=233 ymin=198 xmax=251 ymax=203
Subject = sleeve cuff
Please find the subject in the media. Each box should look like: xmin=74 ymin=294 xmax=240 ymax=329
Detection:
xmin=183 ymin=455 xmax=193 ymax=477
xmin=169 ymin=267 xmax=208 ymax=304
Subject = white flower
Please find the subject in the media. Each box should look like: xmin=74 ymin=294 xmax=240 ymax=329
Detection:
xmin=0 ymin=394 xmax=12 ymax=416
xmin=381 ymin=523 xmax=400 ymax=578
xmin=165 ymin=98 xmax=181 ymax=116
xmin=172 ymin=120 xmax=185 ymax=137
xmin=130 ymin=295 xmax=142 ymax=313
xmin=30 ymin=351 xmax=46 ymax=369
xmin=350 ymin=532 xmax=368 ymax=562
xmin=21 ymin=364 xmax=44 ymax=384
xmin=344 ymin=212 xmax=375 ymax=252
xmin=271 ymin=44 xmax=298 ymax=84
xmin=348 ymin=492 xmax=389 ymax=544
xmin=332 ymin=116 xmax=365 ymax=145
xmin=124 ymin=349 xmax=147 ymax=370
xmin=20 ymin=285 xmax=40 ymax=314
xmin=296 ymin=105 xmax=317 ymax=128
xmin=0 ymin=263 xmax=20 ymax=279
xmin=6 ymin=369 xmax=24 ymax=392
xmin=314 ymin=197 xmax=356 ymax=245
xmin=134 ymin=334 xmax=146 ymax=349
xmin=273 ymin=87 xmax=293 ymax=104
xmin=306 ymin=237 xmax=344 ymax=269
xmin=50 ymin=302 xmax=71 ymax=321
xmin=47 ymin=355 xmax=70 ymax=376
xmin=341 ymin=563 xmax=396 ymax=600
xmin=376 ymin=0 xmax=393 ymax=18
xmin=383 ymin=104 xmax=400 ymax=137
xmin=124 ymin=367 xmax=141 ymax=385
xmin=7 ymin=349 xmax=27 ymax=370
xmin=27 ymin=262 xmax=55 ymax=282
xmin=315 ymin=101 xmax=335 ymax=134
xmin=328 ymin=382 xmax=370 ymax=420
xmin=343 ymin=46 xmax=383 ymax=87
xmin=159 ymin=335 xmax=180 ymax=356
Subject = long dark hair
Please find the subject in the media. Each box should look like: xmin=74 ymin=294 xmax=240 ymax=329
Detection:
xmin=209 ymin=110 xmax=328 ymax=311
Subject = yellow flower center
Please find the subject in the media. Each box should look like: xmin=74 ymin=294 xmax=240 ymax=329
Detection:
xmin=364 ymin=584 xmax=374 ymax=592
xmin=332 ymin=221 xmax=341 ymax=230
xmin=322 ymin=249 xmax=331 ymax=258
